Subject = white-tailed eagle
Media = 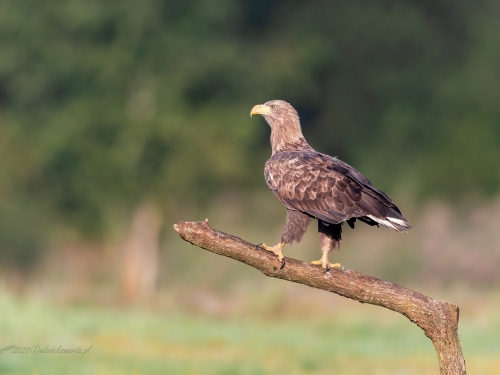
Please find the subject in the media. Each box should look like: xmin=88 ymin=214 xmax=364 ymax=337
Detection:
xmin=251 ymin=100 xmax=411 ymax=271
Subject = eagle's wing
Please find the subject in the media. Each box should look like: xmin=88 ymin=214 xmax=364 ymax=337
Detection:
xmin=265 ymin=151 xmax=410 ymax=231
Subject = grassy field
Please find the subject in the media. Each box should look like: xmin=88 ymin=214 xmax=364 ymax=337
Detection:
xmin=5 ymin=196 xmax=498 ymax=374
xmin=1 ymin=288 xmax=500 ymax=375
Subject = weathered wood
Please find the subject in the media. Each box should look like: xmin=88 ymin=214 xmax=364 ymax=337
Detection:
xmin=173 ymin=219 xmax=467 ymax=375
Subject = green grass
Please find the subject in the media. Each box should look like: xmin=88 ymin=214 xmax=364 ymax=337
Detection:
xmin=0 ymin=291 xmax=499 ymax=375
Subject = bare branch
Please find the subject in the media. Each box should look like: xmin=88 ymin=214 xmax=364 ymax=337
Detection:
xmin=174 ymin=220 xmax=467 ymax=375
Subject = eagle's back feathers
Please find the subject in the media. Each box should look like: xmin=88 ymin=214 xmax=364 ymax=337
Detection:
xmin=265 ymin=151 xmax=411 ymax=232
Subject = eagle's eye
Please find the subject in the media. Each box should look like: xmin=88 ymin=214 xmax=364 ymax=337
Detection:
xmin=270 ymin=105 xmax=276 ymax=109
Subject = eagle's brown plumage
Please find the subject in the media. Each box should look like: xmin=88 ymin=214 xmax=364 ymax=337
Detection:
xmin=251 ymin=100 xmax=411 ymax=270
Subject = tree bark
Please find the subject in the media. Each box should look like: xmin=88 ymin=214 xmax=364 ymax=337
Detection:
xmin=173 ymin=219 xmax=467 ymax=375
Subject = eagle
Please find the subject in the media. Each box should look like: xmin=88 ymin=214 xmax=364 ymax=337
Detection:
xmin=250 ymin=100 xmax=411 ymax=271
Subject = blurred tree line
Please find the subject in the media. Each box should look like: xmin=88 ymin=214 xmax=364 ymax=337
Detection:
xmin=1 ymin=0 xmax=500 ymax=270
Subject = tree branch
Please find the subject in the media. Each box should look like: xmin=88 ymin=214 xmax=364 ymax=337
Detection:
xmin=173 ymin=220 xmax=467 ymax=375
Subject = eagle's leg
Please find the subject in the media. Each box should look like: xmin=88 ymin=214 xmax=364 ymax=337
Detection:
xmin=311 ymin=221 xmax=344 ymax=271
xmin=258 ymin=210 xmax=311 ymax=269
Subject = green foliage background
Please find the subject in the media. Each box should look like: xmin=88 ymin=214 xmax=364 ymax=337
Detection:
xmin=1 ymin=0 xmax=500 ymax=265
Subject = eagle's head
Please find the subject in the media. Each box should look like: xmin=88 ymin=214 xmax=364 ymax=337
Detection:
xmin=250 ymin=100 xmax=309 ymax=154
xmin=250 ymin=100 xmax=299 ymax=128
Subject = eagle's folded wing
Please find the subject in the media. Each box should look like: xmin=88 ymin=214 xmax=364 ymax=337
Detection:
xmin=265 ymin=152 xmax=410 ymax=231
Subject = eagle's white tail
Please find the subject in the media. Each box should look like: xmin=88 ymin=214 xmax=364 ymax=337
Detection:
xmin=367 ymin=215 xmax=411 ymax=233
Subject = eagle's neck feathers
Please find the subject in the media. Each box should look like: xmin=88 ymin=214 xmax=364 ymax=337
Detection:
xmin=267 ymin=112 xmax=312 ymax=155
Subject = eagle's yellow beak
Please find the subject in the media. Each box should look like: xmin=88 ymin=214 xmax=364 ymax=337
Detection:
xmin=250 ymin=104 xmax=272 ymax=117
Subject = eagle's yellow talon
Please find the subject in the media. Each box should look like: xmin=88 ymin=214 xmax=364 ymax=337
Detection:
xmin=258 ymin=242 xmax=285 ymax=264
xmin=329 ymin=263 xmax=344 ymax=270
xmin=311 ymin=260 xmax=344 ymax=271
